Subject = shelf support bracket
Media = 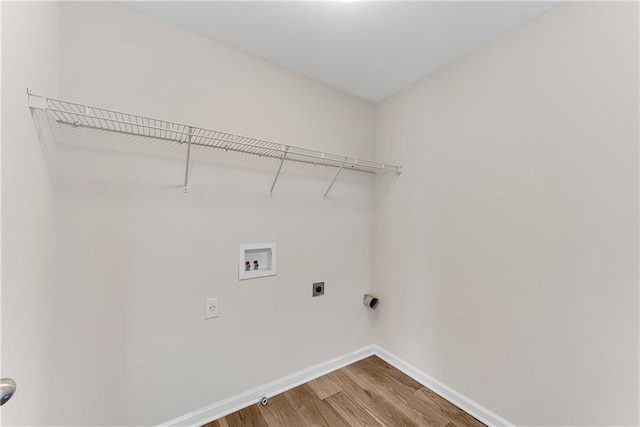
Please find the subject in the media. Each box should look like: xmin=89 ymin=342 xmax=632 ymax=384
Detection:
xmin=183 ymin=127 xmax=194 ymax=193
xmin=26 ymin=88 xmax=57 ymax=175
xmin=27 ymin=88 xmax=47 ymax=110
xmin=324 ymin=157 xmax=348 ymax=200
xmin=270 ymin=145 xmax=288 ymax=197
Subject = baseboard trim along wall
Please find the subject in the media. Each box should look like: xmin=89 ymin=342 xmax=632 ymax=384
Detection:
xmin=372 ymin=345 xmax=514 ymax=427
xmin=160 ymin=346 xmax=377 ymax=427
xmin=160 ymin=345 xmax=514 ymax=427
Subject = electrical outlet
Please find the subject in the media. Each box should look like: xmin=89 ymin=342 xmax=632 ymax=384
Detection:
xmin=205 ymin=297 xmax=219 ymax=319
xmin=312 ymin=282 xmax=324 ymax=297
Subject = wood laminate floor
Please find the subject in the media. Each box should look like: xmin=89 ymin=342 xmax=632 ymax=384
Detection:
xmin=203 ymin=356 xmax=486 ymax=427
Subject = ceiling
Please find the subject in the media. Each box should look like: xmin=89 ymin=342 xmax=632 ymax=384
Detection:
xmin=122 ymin=1 xmax=560 ymax=102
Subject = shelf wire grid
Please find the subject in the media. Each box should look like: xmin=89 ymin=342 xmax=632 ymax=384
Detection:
xmin=34 ymin=95 xmax=401 ymax=174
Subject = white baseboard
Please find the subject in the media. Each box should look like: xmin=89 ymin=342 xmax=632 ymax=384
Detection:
xmin=160 ymin=345 xmax=376 ymax=427
xmin=373 ymin=345 xmax=514 ymax=427
xmin=160 ymin=344 xmax=514 ymax=427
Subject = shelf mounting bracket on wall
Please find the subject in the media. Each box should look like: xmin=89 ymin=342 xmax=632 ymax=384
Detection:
xmin=183 ymin=126 xmax=194 ymax=193
xmin=324 ymin=157 xmax=348 ymax=199
xmin=270 ymin=145 xmax=288 ymax=197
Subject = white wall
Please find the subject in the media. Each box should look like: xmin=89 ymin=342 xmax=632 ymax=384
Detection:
xmin=52 ymin=2 xmax=375 ymax=425
xmin=1 ymin=2 xmax=59 ymax=425
xmin=5 ymin=2 xmax=637 ymax=426
xmin=374 ymin=2 xmax=639 ymax=425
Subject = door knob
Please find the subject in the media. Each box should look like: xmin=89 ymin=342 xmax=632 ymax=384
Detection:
xmin=0 ymin=378 xmax=16 ymax=406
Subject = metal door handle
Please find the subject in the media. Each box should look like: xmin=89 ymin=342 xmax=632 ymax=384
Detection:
xmin=0 ymin=378 xmax=16 ymax=406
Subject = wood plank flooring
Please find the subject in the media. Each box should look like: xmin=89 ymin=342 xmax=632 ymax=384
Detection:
xmin=203 ymin=356 xmax=485 ymax=427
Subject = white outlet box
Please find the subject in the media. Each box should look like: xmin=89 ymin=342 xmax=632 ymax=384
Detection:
xmin=205 ymin=297 xmax=219 ymax=319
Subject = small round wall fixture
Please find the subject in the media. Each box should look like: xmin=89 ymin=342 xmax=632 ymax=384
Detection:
xmin=363 ymin=293 xmax=379 ymax=309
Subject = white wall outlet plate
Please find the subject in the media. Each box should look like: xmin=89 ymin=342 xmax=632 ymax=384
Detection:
xmin=205 ymin=297 xmax=219 ymax=319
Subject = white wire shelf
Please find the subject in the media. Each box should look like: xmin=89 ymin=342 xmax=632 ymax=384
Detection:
xmin=27 ymin=90 xmax=401 ymax=196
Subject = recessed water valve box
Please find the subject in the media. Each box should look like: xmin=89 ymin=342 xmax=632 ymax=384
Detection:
xmin=239 ymin=243 xmax=276 ymax=280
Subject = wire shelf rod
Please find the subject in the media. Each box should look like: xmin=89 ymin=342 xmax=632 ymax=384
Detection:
xmin=52 ymin=113 xmax=382 ymax=172
xmin=28 ymin=90 xmax=403 ymax=197
xmin=324 ymin=157 xmax=348 ymax=199
xmin=270 ymin=146 xmax=289 ymax=197
xmin=41 ymin=106 xmax=398 ymax=173
xmin=52 ymin=118 xmax=308 ymax=165
xmin=183 ymin=127 xmax=194 ymax=193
